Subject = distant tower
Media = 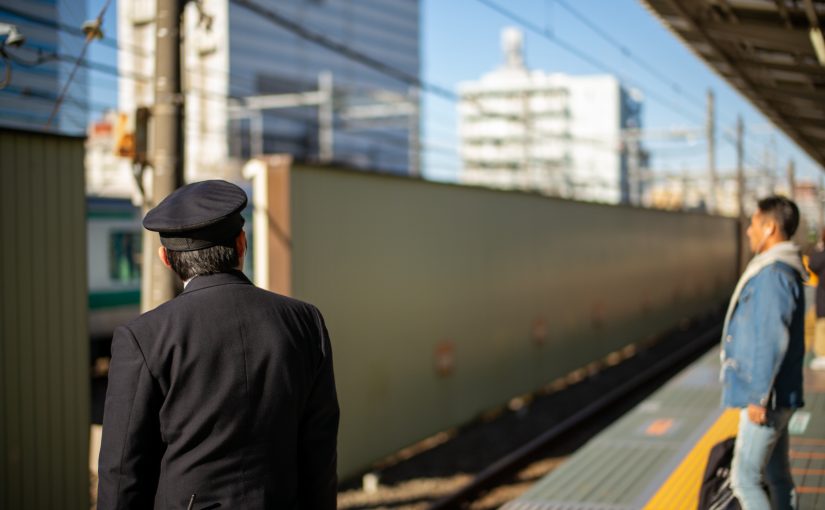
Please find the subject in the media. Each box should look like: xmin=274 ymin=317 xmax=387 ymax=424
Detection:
xmin=502 ymin=27 xmax=525 ymax=70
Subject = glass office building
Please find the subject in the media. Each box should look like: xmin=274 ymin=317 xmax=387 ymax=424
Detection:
xmin=0 ymin=0 xmax=88 ymax=135
xmin=119 ymin=0 xmax=420 ymax=180
xmin=229 ymin=0 xmax=419 ymax=174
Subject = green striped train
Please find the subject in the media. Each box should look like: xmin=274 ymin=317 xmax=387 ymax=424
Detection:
xmin=87 ymin=197 xmax=142 ymax=353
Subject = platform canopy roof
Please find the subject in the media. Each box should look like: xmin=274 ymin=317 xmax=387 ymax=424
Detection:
xmin=640 ymin=0 xmax=825 ymax=169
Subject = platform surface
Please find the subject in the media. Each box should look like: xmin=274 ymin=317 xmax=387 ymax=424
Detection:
xmin=502 ymin=347 xmax=825 ymax=510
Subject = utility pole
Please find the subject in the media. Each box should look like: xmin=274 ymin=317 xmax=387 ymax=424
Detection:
xmin=142 ymin=0 xmax=185 ymax=312
xmin=706 ymin=89 xmax=717 ymax=214
xmin=787 ymin=159 xmax=796 ymax=200
xmin=628 ymin=134 xmax=641 ymax=206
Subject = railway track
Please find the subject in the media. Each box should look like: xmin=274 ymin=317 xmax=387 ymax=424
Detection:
xmin=430 ymin=321 xmax=723 ymax=509
xmin=337 ymin=313 xmax=723 ymax=510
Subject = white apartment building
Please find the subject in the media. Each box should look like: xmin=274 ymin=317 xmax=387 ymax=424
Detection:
xmin=458 ymin=28 xmax=645 ymax=205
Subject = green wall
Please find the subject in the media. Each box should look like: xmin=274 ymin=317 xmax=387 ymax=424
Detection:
xmin=289 ymin=166 xmax=738 ymax=477
xmin=0 ymin=129 xmax=89 ymax=509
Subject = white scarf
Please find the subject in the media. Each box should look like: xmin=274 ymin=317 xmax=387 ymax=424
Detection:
xmin=721 ymin=241 xmax=805 ymax=341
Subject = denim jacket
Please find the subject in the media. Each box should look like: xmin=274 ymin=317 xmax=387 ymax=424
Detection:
xmin=721 ymin=261 xmax=805 ymax=409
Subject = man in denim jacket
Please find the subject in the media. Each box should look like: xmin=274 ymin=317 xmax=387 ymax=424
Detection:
xmin=722 ymin=196 xmax=805 ymax=510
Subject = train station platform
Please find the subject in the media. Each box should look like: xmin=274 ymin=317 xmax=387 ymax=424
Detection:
xmin=502 ymin=347 xmax=825 ymax=510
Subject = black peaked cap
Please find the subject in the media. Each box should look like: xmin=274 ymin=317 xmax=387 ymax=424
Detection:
xmin=143 ymin=180 xmax=248 ymax=251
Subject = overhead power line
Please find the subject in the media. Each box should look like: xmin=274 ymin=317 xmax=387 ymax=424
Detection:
xmin=6 ymin=47 xmax=153 ymax=85
xmin=553 ymin=0 xmax=705 ymax=110
xmin=230 ymin=0 xmax=457 ymax=102
xmin=1 ymin=84 xmax=90 ymax=131
xmin=3 ymin=4 xmax=449 ymax=141
xmin=0 ymin=4 xmax=150 ymax=58
xmin=13 ymin=0 xmax=770 ymax=157
xmin=473 ymin=0 xmax=705 ymax=126
xmin=2 ymin=82 xmax=112 ymax=114
xmin=517 ymin=0 xmax=766 ymax=150
xmin=3 ymin=0 xmax=717 ymax=155
xmin=230 ymin=0 xmax=693 ymax=131
xmin=4 ymin=0 xmax=780 ymax=179
xmin=46 ymin=0 xmax=114 ymax=127
xmin=226 ymin=0 xmax=667 ymax=153
xmin=474 ymin=0 xmax=783 ymax=164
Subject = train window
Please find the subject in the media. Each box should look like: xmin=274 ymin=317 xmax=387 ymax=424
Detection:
xmin=110 ymin=232 xmax=142 ymax=283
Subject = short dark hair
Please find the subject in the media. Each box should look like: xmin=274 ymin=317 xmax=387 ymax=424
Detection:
xmin=757 ymin=195 xmax=800 ymax=239
xmin=166 ymin=243 xmax=239 ymax=281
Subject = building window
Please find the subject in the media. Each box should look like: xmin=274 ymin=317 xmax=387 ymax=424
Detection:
xmin=110 ymin=232 xmax=141 ymax=283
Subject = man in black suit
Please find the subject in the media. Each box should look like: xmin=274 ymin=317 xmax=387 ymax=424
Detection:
xmin=98 ymin=180 xmax=339 ymax=510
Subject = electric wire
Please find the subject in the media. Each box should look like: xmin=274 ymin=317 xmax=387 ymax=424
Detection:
xmin=229 ymin=0 xmax=457 ymax=102
xmin=2 ymin=0 xmax=798 ymax=182
xmin=226 ymin=0 xmax=675 ymax=147
xmin=1 ymin=84 xmax=90 ymax=131
xmin=0 ymin=4 xmax=150 ymax=58
xmin=475 ymin=0 xmax=771 ymax=158
xmin=2 ymin=1 xmax=751 ymax=154
xmin=553 ymin=0 xmax=705 ymax=110
xmin=553 ymin=0 xmax=775 ymax=150
xmin=46 ymin=0 xmax=114 ymax=127
xmin=474 ymin=0 xmax=704 ymax=126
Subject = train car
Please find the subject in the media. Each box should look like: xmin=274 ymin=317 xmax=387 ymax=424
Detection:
xmin=86 ymin=192 xmax=253 ymax=353
xmin=87 ymin=196 xmax=142 ymax=357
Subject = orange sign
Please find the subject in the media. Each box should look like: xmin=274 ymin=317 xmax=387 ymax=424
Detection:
xmin=645 ymin=418 xmax=675 ymax=437
xmin=434 ymin=340 xmax=455 ymax=377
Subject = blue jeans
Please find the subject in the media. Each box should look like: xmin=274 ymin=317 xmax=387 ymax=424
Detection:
xmin=730 ymin=407 xmax=797 ymax=510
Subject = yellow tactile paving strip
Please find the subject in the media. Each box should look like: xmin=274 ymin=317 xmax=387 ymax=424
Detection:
xmin=642 ymin=408 xmax=740 ymax=510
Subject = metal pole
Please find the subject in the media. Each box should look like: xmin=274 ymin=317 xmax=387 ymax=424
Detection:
xmin=736 ymin=115 xmax=745 ymax=221
xmin=629 ymin=135 xmax=640 ymax=206
xmin=318 ymin=71 xmax=334 ymax=163
xmin=736 ymin=115 xmax=747 ymax=271
xmin=408 ymin=85 xmax=420 ymax=178
xmin=769 ymin=135 xmax=778 ymax=193
xmin=819 ymin=175 xmax=824 ymax=230
xmin=706 ymin=89 xmax=717 ymax=214
xmin=142 ymin=0 xmax=184 ymax=312
xmin=251 ymin=112 xmax=264 ymax=158
xmin=521 ymin=87 xmax=530 ymax=192
xmin=787 ymin=159 xmax=796 ymax=200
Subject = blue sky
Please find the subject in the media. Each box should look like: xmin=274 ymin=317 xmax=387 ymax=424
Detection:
xmin=421 ymin=0 xmax=822 ymax=184
xmin=81 ymin=0 xmax=822 ymax=185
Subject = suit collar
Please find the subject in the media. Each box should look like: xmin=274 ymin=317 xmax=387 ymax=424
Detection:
xmin=181 ymin=270 xmax=253 ymax=294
